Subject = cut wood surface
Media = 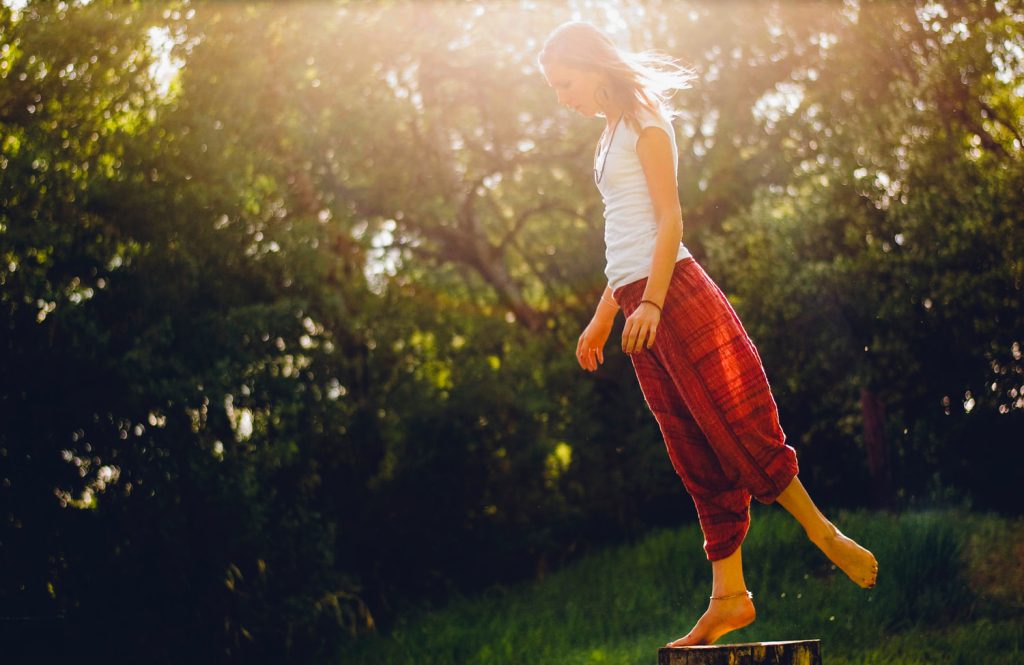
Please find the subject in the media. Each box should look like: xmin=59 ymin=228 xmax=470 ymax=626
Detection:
xmin=657 ymin=639 xmax=821 ymax=665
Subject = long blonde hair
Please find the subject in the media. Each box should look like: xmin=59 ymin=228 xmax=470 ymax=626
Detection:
xmin=537 ymin=21 xmax=697 ymax=134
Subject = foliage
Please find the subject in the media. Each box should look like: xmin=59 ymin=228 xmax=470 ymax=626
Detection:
xmin=0 ymin=1 xmax=1021 ymax=661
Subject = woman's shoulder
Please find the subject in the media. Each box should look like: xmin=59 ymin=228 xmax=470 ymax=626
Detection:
xmin=643 ymin=103 xmax=674 ymax=126
xmin=627 ymin=104 xmax=677 ymax=160
xmin=628 ymin=104 xmax=672 ymax=134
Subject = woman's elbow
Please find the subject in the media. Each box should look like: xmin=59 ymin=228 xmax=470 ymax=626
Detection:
xmin=658 ymin=215 xmax=684 ymax=240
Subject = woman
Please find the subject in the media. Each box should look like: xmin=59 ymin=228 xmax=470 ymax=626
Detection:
xmin=537 ymin=21 xmax=878 ymax=647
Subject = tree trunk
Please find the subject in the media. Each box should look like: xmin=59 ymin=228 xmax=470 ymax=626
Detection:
xmin=658 ymin=639 xmax=821 ymax=664
xmin=860 ymin=386 xmax=894 ymax=510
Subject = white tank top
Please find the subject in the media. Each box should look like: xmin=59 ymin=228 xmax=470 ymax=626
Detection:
xmin=595 ymin=105 xmax=692 ymax=291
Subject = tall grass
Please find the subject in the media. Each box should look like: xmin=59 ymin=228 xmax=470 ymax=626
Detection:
xmin=334 ymin=508 xmax=1023 ymax=665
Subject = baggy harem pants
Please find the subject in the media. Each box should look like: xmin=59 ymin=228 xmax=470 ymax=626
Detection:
xmin=613 ymin=257 xmax=799 ymax=561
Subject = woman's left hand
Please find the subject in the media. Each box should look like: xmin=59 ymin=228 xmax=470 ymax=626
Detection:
xmin=622 ymin=302 xmax=661 ymax=354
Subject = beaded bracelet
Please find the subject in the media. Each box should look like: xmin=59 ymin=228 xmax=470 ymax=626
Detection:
xmin=639 ymin=299 xmax=663 ymax=313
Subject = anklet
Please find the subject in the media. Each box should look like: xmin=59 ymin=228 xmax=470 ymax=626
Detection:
xmin=709 ymin=590 xmax=753 ymax=601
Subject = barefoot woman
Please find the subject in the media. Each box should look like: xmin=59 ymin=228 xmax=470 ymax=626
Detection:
xmin=537 ymin=21 xmax=878 ymax=647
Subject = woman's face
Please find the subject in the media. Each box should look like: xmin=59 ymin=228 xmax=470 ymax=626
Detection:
xmin=542 ymin=62 xmax=604 ymax=117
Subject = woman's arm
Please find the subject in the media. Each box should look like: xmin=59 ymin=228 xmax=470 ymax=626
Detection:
xmin=621 ymin=124 xmax=683 ymax=354
xmin=577 ymin=283 xmax=618 ymax=372
xmin=593 ymin=283 xmax=619 ymax=325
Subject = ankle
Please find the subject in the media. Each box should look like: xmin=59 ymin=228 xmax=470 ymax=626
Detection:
xmin=807 ymin=521 xmax=838 ymax=544
xmin=710 ymin=589 xmax=753 ymax=602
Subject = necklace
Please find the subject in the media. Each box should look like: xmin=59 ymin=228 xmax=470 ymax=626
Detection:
xmin=593 ymin=115 xmax=622 ymax=185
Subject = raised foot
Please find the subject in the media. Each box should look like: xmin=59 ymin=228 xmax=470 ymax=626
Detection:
xmin=813 ymin=525 xmax=878 ymax=588
xmin=666 ymin=591 xmax=756 ymax=647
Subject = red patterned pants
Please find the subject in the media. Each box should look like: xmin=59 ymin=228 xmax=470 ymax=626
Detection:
xmin=613 ymin=257 xmax=799 ymax=561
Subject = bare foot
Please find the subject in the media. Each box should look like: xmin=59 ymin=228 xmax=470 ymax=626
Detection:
xmin=812 ymin=524 xmax=878 ymax=588
xmin=666 ymin=592 xmax=756 ymax=647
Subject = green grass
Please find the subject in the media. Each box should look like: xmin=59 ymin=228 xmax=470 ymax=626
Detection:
xmin=333 ymin=507 xmax=1024 ymax=664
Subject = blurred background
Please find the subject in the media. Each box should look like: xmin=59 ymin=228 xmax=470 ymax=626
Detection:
xmin=1 ymin=1 xmax=1021 ymax=663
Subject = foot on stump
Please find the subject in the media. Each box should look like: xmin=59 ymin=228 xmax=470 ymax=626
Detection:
xmin=666 ymin=590 xmax=756 ymax=647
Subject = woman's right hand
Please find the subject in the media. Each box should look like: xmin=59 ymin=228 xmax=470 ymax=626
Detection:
xmin=576 ymin=317 xmax=612 ymax=372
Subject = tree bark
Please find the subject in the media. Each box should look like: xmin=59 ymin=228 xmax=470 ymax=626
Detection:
xmin=659 ymin=639 xmax=819 ymax=663
xmin=658 ymin=639 xmax=821 ymax=664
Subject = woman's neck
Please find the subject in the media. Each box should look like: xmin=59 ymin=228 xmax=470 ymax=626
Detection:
xmin=600 ymin=96 xmax=625 ymax=127
xmin=603 ymin=108 xmax=623 ymax=128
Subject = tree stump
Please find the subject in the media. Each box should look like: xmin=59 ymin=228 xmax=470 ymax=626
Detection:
xmin=658 ymin=639 xmax=821 ymax=664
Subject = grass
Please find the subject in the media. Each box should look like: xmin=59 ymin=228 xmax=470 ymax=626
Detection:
xmin=333 ymin=507 xmax=1024 ymax=664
